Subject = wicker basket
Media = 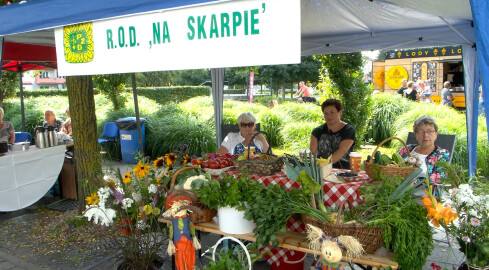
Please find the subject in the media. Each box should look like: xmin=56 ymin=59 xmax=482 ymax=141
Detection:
xmin=233 ymin=131 xmax=284 ymax=175
xmin=169 ymin=166 xmax=217 ymax=224
xmin=302 ymin=201 xmax=384 ymax=254
xmin=364 ymin=136 xmax=417 ymax=180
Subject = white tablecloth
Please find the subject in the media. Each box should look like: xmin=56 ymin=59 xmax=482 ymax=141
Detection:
xmin=0 ymin=145 xmax=66 ymax=212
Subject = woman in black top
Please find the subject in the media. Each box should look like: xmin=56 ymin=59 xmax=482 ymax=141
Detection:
xmin=309 ymin=99 xmax=355 ymax=169
xmin=403 ymin=81 xmax=418 ymax=101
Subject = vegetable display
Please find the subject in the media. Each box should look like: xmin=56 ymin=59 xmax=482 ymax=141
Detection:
xmin=344 ymin=172 xmax=434 ymax=269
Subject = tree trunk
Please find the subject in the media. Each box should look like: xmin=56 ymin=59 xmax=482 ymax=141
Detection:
xmin=281 ymin=82 xmax=286 ymax=101
xmin=66 ymin=76 xmax=103 ymax=213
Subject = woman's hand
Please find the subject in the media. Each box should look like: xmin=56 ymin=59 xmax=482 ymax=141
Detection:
xmin=255 ymin=133 xmax=270 ymax=153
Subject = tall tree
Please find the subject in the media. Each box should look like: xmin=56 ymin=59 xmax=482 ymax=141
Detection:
xmin=66 ymin=76 xmax=103 ymax=212
xmin=0 ymin=71 xmax=18 ymax=107
xmin=316 ymin=53 xmax=372 ymax=142
xmin=93 ymin=74 xmax=129 ymax=110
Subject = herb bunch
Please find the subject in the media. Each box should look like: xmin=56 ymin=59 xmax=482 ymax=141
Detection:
xmin=346 ymin=173 xmax=434 ymax=269
xmin=191 ymin=175 xmax=262 ymax=211
xmin=245 ymin=183 xmax=329 ymax=249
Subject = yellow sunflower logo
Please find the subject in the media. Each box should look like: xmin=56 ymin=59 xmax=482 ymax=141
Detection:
xmin=63 ymin=22 xmax=94 ymax=63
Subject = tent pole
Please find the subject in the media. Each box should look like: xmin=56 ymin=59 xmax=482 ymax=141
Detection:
xmin=211 ymin=68 xmax=224 ymax=147
xmin=131 ymin=73 xmax=144 ymax=158
xmin=18 ymin=66 xmax=25 ymax=132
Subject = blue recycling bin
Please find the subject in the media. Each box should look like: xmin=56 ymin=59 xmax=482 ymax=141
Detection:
xmin=115 ymin=117 xmax=146 ymax=164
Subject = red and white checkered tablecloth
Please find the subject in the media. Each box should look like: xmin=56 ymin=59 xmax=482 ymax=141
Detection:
xmin=224 ymin=167 xmax=374 ymax=267
xmin=323 ymin=169 xmax=373 ymax=210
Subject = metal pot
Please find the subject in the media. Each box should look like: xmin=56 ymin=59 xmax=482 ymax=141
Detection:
xmin=8 ymin=142 xmax=31 ymax=151
xmin=34 ymin=126 xmax=48 ymax=148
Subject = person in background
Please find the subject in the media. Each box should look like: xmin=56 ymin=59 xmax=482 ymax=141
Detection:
xmin=43 ymin=109 xmax=64 ymax=131
xmin=294 ymin=81 xmax=316 ymax=103
xmin=397 ymin=116 xmax=450 ymax=196
xmin=441 ymin=81 xmax=454 ymax=107
xmin=404 ymin=81 xmax=418 ymax=101
xmin=397 ymin=79 xmax=408 ymax=96
xmin=0 ymin=107 xmax=15 ymax=143
xmin=217 ymin=112 xmax=269 ymax=155
xmin=62 ymin=107 xmax=72 ymax=136
xmin=417 ymin=80 xmax=432 ymax=103
xmin=309 ymin=99 xmax=355 ymax=169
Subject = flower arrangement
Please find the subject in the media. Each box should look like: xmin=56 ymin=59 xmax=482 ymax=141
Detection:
xmin=83 ymin=158 xmax=169 ymax=269
xmin=424 ymin=162 xmax=489 ymax=269
xmin=444 ymin=184 xmax=489 ymax=268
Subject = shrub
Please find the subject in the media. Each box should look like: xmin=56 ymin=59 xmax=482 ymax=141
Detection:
xmin=280 ymin=122 xmax=317 ymax=153
xmin=145 ymin=106 xmax=216 ymax=158
xmin=365 ymin=93 xmax=414 ymax=145
xmin=274 ymin=102 xmax=323 ymax=123
xmin=259 ymin=110 xmax=284 ymax=147
xmin=134 ymin=86 xmax=209 ymax=104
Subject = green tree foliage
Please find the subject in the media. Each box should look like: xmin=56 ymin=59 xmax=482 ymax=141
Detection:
xmin=316 ymin=53 xmax=372 ymax=143
xmin=134 ymin=71 xmax=174 ymax=87
xmin=173 ymin=69 xmax=210 ymax=85
xmin=93 ymin=74 xmax=129 ymax=110
xmin=0 ymin=71 xmax=19 ymax=107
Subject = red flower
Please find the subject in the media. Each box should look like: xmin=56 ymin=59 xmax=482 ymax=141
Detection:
xmin=119 ymin=218 xmax=133 ymax=235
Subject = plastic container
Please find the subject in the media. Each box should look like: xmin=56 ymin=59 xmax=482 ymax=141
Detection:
xmin=115 ymin=117 xmax=146 ymax=164
xmin=349 ymin=152 xmax=362 ymax=173
xmin=217 ymin=206 xmax=256 ymax=234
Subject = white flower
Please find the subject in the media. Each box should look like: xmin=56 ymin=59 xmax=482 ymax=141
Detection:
xmin=97 ymin=187 xmax=111 ymax=206
xmin=84 ymin=206 xmax=116 ymax=227
xmin=469 ymin=209 xmax=478 ymax=216
xmin=449 ymin=188 xmax=458 ymax=196
xmin=132 ymin=192 xmax=142 ymax=202
xmin=470 ymin=218 xmax=481 ymax=227
xmin=148 ymin=184 xmax=157 ymax=194
xmin=122 ymin=198 xmax=134 ymax=209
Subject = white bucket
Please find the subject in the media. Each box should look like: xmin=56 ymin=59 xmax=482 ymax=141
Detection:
xmin=217 ymin=206 xmax=256 ymax=234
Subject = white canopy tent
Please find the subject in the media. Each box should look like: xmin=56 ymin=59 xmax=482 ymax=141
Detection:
xmin=1 ymin=0 xmax=487 ymax=175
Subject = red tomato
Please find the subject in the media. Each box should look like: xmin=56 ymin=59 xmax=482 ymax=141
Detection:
xmin=220 ymin=160 xmax=228 ymax=168
xmin=209 ymin=161 xmax=219 ymax=169
xmin=203 ymin=161 xmax=210 ymax=168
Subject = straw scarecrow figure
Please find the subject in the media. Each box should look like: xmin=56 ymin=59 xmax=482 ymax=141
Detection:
xmin=306 ymin=224 xmax=364 ymax=270
xmin=163 ymin=190 xmax=202 ymax=270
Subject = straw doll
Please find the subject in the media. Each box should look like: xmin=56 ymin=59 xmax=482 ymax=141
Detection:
xmin=306 ymin=224 xmax=364 ymax=270
xmin=162 ymin=191 xmax=202 ymax=270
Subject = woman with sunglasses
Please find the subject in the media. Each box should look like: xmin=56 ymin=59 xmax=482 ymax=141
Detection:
xmin=217 ymin=112 xmax=269 ymax=155
xmin=309 ymin=99 xmax=355 ymax=169
xmin=397 ymin=116 xmax=450 ymax=192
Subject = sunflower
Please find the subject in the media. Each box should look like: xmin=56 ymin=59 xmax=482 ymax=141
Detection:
xmin=153 ymin=157 xmax=165 ymax=168
xmin=164 ymin=153 xmax=177 ymax=166
xmin=182 ymin=154 xmax=191 ymax=165
xmin=156 ymin=177 xmax=162 ymax=186
xmin=133 ymin=161 xmax=151 ymax=178
xmin=123 ymin=171 xmax=132 ymax=183
xmin=85 ymin=192 xmax=100 ymax=205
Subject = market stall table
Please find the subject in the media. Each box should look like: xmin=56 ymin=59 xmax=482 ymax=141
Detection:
xmin=223 ymin=167 xmax=377 ymax=267
xmin=158 ymin=218 xmax=398 ymax=270
xmin=0 ymin=145 xmax=66 ymax=211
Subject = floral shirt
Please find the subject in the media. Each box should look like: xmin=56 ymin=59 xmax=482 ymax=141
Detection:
xmin=398 ymin=144 xmax=450 ymax=183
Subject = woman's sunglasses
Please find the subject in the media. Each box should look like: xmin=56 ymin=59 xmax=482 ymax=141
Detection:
xmin=240 ymin=122 xmax=255 ymax=128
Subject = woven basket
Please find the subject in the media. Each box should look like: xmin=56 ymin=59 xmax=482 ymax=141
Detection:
xmin=233 ymin=131 xmax=284 ymax=176
xmin=302 ymin=201 xmax=384 ymax=254
xmin=364 ymin=136 xmax=417 ymax=180
xmin=169 ymin=166 xmax=217 ymax=224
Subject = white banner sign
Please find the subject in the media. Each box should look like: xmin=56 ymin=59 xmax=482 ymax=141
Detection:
xmin=55 ymin=0 xmax=300 ymax=76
